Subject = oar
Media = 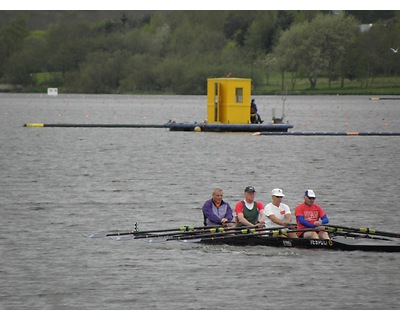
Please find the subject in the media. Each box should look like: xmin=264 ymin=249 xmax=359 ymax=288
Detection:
xmin=111 ymin=225 xmax=291 ymax=241
xmin=136 ymin=228 xmax=259 ymax=243
xmin=84 ymin=225 xmax=211 ymax=238
xmin=113 ymin=226 xmax=261 ymax=242
xmin=85 ymin=224 xmax=260 ymax=239
xmin=176 ymin=227 xmax=322 ymax=242
xmin=161 ymin=226 xmax=312 ymax=242
xmin=122 ymin=226 xmax=282 ymax=243
xmin=332 ymin=232 xmax=400 ymax=242
xmin=326 ymin=225 xmax=400 ymax=239
xmin=111 ymin=227 xmax=240 ymax=241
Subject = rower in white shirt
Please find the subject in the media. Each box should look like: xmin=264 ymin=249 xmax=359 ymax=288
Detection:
xmin=264 ymin=188 xmax=297 ymax=238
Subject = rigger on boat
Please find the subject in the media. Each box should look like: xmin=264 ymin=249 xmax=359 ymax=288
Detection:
xmin=84 ymin=224 xmax=400 ymax=253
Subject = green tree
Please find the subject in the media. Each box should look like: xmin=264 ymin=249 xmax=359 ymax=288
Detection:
xmin=119 ymin=53 xmax=161 ymax=93
xmin=66 ymin=50 xmax=129 ymax=93
xmin=3 ymin=31 xmax=47 ymax=86
xmin=223 ymin=11 xmax=255 ymax=47
xmin=274 ymin=12 xmax=359 ymax=89
xmin=316 ymin=13 xmax=359 ymax=88
xmin=274 ymin=22 xmax=307 ymax=90
xmin=0 ymin=15 xmax=29 ymax=79
xmin=45 ymin=23 xmax=96 ymax=75
xmin=245 ymin=11 xmax=278 ymax=53
xmin=344 ymin=23 xmax=397 ymax=89
xmin=2 ymin=10 xmax=400 ymax=94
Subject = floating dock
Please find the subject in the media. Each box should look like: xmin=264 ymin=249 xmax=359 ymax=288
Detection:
xmin=169 ymin=123 xmax=293 ymax=132
xmin=24 ymin=122 xmax=293 ymax=133
xmin=24 ymin=123 xmax=400 ymax=135
xmin=25 ymin=78 xmax=295 ymax=133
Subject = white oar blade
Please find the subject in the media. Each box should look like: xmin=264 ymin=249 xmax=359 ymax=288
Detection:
xmin=179 ymin=238 xmax=202 ymax=243
xmin=83 ymin=233 xmax=107 ymax=238
xmin=144 ymin=237 xmax=169 ymax=243
xmin=83 ymin=229 xmax=134 ymax=238
xmin=110 ymin=235 xmax=136 ymax=241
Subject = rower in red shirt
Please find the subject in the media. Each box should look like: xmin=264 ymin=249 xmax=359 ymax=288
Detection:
xmin=295 ymin=190 xmax=330 ymax=239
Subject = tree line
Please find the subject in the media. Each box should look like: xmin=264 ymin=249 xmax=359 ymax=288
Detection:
xmin=0 ymin=10 xmax=399 ymax=94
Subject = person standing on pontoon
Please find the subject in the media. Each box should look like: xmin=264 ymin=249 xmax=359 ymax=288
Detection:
xmin=295 ymin=189 xmax=330 ymax=239
xmin=250 ymin=99 xmax=263 ymax=124
xmin=235 ymin=186 xmax=265 ymax=228
xmin=264 ymin=188 xmax=297 ymax=238
xmin=202 ymin=188 xmax=235 ymax=227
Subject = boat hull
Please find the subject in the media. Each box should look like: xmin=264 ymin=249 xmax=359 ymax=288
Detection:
xmin=200 ymin=235 xmax=400 ymax=252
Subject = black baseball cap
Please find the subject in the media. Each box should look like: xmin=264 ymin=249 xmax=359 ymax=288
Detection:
xmin=244 ymin=186 xmax=256 ymax=193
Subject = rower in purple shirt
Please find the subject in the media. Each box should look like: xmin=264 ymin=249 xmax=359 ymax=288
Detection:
xmin=202 ymin=188 xmax=235 ymax=227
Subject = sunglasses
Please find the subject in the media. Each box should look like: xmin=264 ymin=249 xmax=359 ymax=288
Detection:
xmin=307 ymin=197 xmax=316 ymax=200
xmin=274 ymin=196 xmax=283 ymax=198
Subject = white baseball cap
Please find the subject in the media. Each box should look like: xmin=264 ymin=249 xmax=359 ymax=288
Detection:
xmin=305 ymin=189 xmax=316 ymax=198
xmin=271 ymin=188 xmax=285 ymax=197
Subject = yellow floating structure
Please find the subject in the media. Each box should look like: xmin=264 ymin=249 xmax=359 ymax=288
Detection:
xmin=207 ymin=78 xmax=251 ymax=124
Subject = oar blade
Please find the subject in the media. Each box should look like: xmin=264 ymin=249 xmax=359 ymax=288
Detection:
xmin=110 ymin=235 xmax=136 ymax=241
xmin=83 ymin=229 xmax=137 ymax=238
xmin=327 ymin=224 xmax=400 ymax=239
xmin=83 ymin=233 xmax=106 ymax=238
xmin=179 ymin=238 xmax=202 ymax=243
xmin=145 ymin=237 xmax=169 ymax=243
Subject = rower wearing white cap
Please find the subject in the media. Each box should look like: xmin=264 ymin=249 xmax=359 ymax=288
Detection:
xmin=264 ymin=188 xmax=297 ymax=238
xmin=295 ymin=190 xmax=330 ymax=239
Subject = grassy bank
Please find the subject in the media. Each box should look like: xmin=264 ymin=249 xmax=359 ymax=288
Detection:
xmin=254 ymin=75 xmax=400 ymax=96
xmin=2 ymin=74 xmax=400 ymax=95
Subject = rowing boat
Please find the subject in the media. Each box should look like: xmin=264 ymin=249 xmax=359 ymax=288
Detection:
xmin=84 ymin=224 xmax=400 ymax=252
xmin=199 ymin=235 xmax=400 ymax=252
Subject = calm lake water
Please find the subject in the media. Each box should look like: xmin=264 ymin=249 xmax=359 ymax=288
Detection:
xmin=0 ymin=93 xmax=399 ymax=310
